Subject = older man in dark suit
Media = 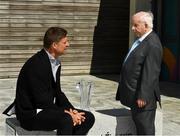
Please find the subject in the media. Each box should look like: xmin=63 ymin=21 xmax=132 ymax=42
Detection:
xmin=116 ymin=11 xmax=163 ymax=135
xmin=4 ymin=27 xmax=95 ymax=135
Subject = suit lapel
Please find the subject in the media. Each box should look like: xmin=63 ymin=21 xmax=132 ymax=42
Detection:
xmin=123 ymin=42 xmax=144 ymax=66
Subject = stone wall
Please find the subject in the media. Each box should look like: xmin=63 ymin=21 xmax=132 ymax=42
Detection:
xmin=0 ymin=0 xmax=129 ymax=78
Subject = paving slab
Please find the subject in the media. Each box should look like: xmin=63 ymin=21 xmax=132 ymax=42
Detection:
xmin=0 ymin=75 xmax=180 ymax=135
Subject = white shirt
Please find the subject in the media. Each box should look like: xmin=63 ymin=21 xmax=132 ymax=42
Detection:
xmin=44 ymin=49 xmax=60 ymax=82
xmin=138 ymin=29 xmax=152 ymax=42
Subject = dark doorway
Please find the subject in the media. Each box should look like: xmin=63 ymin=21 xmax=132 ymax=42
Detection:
xmin=90 ymin=0 xmax=130 ymax=81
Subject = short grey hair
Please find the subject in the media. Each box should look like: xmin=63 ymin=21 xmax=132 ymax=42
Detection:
xmin=139 ymin=11 xmax=154 ymax=29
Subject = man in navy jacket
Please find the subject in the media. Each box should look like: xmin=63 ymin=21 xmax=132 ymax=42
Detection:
xmin=4 ymin=27 xmax=94 ymax=135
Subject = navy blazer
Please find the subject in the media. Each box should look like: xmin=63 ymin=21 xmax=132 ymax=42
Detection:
xmin=116 ymin=32 xmax=163 ymax=110
xmin=4 ymin=49 xmax=74 ymax=129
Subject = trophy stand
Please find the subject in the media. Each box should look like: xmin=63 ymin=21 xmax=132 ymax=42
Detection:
xmin=76 ymin=79 xmax=93 ymax=111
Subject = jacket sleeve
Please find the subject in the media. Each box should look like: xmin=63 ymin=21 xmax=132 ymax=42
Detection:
xmin=55 ymin=91 xmax=74 ymax=110
xmin=55 ymin=67 xmax=74 ymax=109
xmin=137 ymin=44 xmax=162 ymax=102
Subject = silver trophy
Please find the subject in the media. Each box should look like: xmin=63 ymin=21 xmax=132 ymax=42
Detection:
xmin=76 ymin=80 xmax=93 ymax=111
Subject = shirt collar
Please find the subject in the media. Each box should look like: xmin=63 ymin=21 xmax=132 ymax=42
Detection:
xmin=44 ymin=49 xmax=60 ymax=66
xmin=138 ymin=29 xmax=152 ymax=42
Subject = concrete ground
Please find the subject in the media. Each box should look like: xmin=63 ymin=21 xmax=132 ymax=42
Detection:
xmin=0 ymin=75 xmax=180 ymax=135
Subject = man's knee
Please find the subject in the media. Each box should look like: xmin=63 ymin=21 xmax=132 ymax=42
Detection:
xmin=62 ymin=113 xmax=73 ymax=126
xmin=85 ymin=111 xmax=95 ymax=126
xmin=57 ymin=114 xmax=74 ymax=135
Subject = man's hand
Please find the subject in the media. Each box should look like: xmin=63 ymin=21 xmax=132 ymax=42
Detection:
xmin=136 ymin=99 xmax=146 ymax=108
xmin=64 ymin=108 xmax=86 ymax=126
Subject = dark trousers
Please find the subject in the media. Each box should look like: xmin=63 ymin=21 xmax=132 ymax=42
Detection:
xmin=31 ymin=108 xmax=95 ymax=135
xmin=131 ymin=109 xmax=156 ymax=135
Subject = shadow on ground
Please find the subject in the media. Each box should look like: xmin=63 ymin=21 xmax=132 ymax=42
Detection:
xmin=160 ymin=81 xmax=180 ymax=98
xmin=92 ymin=74 xmax=120 ymax=82
xmin=91 ymin=75 xmax=180 ymax=99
